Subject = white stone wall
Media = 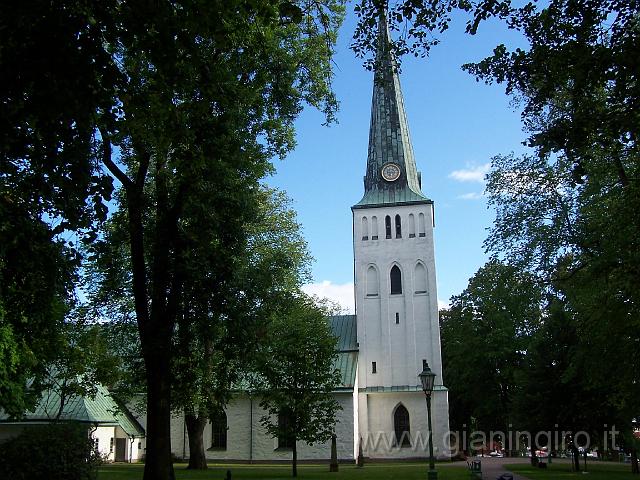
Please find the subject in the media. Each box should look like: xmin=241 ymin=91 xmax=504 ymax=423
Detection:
xmin=353 ymin=202 xmax=451 ymax=459
xmin=353 ymin=203 xmax=444 ymax=390
xmin=169 ymin=392 xmax=355 ymax=461
xmin=94 ymin=425 xmax=116 ymax=460
xmin=357 ymin=390 xmax=450 ymax=459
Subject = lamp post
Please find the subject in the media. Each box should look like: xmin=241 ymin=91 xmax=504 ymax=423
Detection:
xmin=419 ymin=362 xmax=437 ymax=480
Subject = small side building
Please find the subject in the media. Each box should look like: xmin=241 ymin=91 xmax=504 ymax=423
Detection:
xmin=0 ymin=384 xmax=145 ymax=462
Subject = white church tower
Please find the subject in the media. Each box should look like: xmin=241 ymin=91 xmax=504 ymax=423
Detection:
xmin=352 ymin=13 xmax=450 ymax=459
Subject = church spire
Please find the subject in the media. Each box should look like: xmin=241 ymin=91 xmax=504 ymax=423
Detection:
xmin=354 ymin=11 xmax=429 ymax=208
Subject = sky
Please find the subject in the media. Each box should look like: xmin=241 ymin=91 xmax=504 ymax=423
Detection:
xmin=267 ymin=6 xmax=531 ymax=313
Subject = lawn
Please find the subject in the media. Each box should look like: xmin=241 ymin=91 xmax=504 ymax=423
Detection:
xmin=98 ymin=463 xmax=471 ymax=480
xmin=506 ymin=461 xmax=637 ymax=480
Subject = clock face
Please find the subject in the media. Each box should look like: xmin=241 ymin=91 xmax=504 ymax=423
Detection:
xmin=381 ymin=163 xmax=401 ymax=182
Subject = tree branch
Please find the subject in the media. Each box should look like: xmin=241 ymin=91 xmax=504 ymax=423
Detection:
xmin=98 ymin=127 xmax=133 ymax=189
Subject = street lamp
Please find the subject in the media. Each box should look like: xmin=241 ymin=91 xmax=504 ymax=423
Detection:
xmin=419 ymin=362 xmax=437 ymax=480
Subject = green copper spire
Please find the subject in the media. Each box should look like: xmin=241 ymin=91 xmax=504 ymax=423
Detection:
xmin=354 ymin=12 xmax=430 ymax=208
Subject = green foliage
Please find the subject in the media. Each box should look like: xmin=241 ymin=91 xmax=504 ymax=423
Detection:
xmin=3 ymin=1 xmax=345 ymax=477
xmin=42 ymin=318 xmax=122 ymax=419
xmin=171 ymin=186 xmax=312 ymax=415
xmin=256 ymin=293 xmax=342 ymax=476
xmin=0 ymin=197 xmax=76 ymax=416
xmin=512 ymin=298 xmax=617 ymax=440
xmin=441 ymin=260 xmax=543 ymax=437
xmin=0 ymin=422 xmax=102 ymax=480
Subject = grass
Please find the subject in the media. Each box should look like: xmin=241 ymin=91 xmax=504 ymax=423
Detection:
xmin=506 ymin=461 xmax=637 ymax=480
xmin=98 ymin=462 xmax=471 ymax=480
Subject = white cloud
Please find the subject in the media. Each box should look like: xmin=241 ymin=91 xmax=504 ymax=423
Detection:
xmin=448 ymin=163 xmax=490 ymax=183
xmin=438 ymin=299 xmax=450 ymax=310
xmin=302 ymin=281 xmax=355 ymax=314
xmin=457 ymin=192 xmax=484 ymax=200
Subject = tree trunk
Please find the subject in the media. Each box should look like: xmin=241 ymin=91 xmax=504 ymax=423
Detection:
xmin=185 ymin=413 xmax=208 ymax=469
xmin=631 ymin=448 xmax=639 ymax=474
xmin=142 ymin=348 xmax=175 ymax=480
xmin=136 ymin=155 xmax=178 ymax=480
xmin=292 ymin=438 xmax=297 ymax=477
xmin=569 ymin=443 xmax=580 ymax=472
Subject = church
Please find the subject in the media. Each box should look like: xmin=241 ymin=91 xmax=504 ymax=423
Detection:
xmin=163 ymin=15 xmax=451 ymax=462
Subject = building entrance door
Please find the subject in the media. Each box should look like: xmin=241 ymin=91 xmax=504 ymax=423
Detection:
xmin=115 ymin=438 xmax=127 ymax=462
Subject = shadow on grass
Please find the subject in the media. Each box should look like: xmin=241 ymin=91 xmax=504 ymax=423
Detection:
xmin=99 ymin=463 xmax=471 ymax=480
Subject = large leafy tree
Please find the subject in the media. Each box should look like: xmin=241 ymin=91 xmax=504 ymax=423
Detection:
xmin=2 ymin=2 xmax=345 ymax=479
xmin=256 ymin=293 xmax=341 ymax=478
xmin=0 ymin=200 xmax=76 ymax=417
xmin=170 ymin=187 xmax=312 ymax=469
xmin=1 ymin=0 xmax=117 ymax=412
xmin=440 ymin=260 xmax=543 ymax=448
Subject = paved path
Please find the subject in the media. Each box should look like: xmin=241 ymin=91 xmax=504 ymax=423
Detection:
xmin=477 ymin=457 xmax=531 ymax=480
xmin=447 ymin=457 xmax=533 ymax=480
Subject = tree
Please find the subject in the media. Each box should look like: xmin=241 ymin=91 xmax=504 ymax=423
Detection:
xmin=2 ymin=2 xmax=345 ymax=479
xmin=41 ymin=316 xmax=121 ymax=420
xmin=170 ymin=187 xmax=313 ymax=469
xmin=440 ymin=260 xmax=543 ymax=447
xmin=510 ymin=297 xmax=616 ymax=466
xmin=256 ymin=294 xmax=342 ymax=478
xmin=0 ymin=198 xmax=76 ymax=417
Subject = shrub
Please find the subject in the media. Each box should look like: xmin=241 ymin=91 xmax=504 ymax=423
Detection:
xmin=0 ymin=422 xmax=101 ymax=480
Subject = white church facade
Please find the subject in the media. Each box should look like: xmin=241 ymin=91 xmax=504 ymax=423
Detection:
xmin=161 ymin=15 xmax=451 ymax=462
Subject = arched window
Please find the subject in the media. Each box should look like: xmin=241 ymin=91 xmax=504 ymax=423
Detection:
xmin=371 ymin=216 xmax=379 ymax=240
xmin=418 ymin=213 xmax=426 ymax=237
xmin=210 ymin=409 xmax=227 ymax=449
xmin=390 ymin=265 xmax=402 ymax=294
xmin=385 ymin=215 xmax=392 ymax=239
xmin=278 ymin=410 xmax=294 ymax=449
xmin=395 ymin=214 xmax=402 ymax=238
xmin=361 ymin=216 xmax=369 ymax=241
xmin=414 ymin=262 xmax=427 ymax=294
xmin=394 ymin=404 xmax=411 ymax=447
xmin=366 ymin=266 xmax=379 ymax=296
xmin=408 ymin=214 xmax=416 ymax=238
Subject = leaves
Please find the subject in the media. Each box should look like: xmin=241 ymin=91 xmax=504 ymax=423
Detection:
xmin=441 ymin=260 xmax=543 ymax=435
xmin=256 ymin=294 xmax=342 ymax=449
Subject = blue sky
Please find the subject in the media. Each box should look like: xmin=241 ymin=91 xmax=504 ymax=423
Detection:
xmin=268 ymin=7 xmax=530 ymax=312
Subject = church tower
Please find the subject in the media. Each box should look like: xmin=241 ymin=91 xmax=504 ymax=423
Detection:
xmin=352 ymin=13 xmax=450 ymax=459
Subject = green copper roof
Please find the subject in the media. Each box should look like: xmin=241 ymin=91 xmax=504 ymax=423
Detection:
xmin=329 ymin=314 xmax=358 ymax=351
xmin=354 ymin=13 xmax=431 ymax=209
xmin=0 ymin=384 xmax=145 ymax=437
xmin=329 ymin=315 xmax=358 ymax=390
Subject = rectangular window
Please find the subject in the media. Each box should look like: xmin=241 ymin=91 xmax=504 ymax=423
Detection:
xmin=372 ymin=361 xmax=377 ymax=374
xmin=211 ymin=410 xmax=228 ymax=450
xmin=395 ymin=312 xmax=400 ymax=324
xmin=278 ymin=411 xmax=295 ymax=449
